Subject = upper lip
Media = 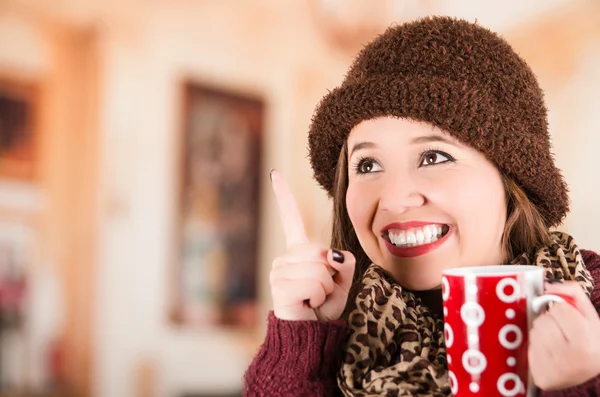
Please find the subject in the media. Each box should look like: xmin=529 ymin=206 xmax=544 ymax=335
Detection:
xmin=380 ymin=221 xmax=449 ymax=234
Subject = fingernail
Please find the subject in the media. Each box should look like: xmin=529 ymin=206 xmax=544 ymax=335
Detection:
xmin=332 ymin=249 xmax=344 ymax=263
xmin=269 ymin=168 xmax=275 ymax=182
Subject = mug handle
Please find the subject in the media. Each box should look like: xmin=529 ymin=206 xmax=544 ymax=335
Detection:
xmin=532 ymin=293 xmax=577 ymax=314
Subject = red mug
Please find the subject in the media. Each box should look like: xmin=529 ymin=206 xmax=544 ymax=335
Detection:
xmin=441 ymin=265 xmax=571 ymax=397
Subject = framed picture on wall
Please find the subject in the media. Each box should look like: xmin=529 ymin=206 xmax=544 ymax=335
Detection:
xmin=172 ymin=81 xmax=264 ymax=329
xmin=0 ymin=77 xmax=38 ymax=181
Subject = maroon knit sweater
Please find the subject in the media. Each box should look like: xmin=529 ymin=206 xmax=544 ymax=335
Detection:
xmin=244 ymin=250 xmax=600 ymax=396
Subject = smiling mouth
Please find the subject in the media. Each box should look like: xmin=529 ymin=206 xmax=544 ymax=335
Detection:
xmin=383 ymin=224 xmax=450 ymax=248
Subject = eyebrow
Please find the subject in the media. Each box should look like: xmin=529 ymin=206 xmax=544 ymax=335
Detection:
xmin=349 ymin=141 xmax=377 ymax=157
xmin=349 ymin=134 xmax=458 ymax=157
xmin=411 ymin=134 xmax=457 ymax=145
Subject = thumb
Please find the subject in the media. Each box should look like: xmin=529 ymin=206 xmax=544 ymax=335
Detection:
xmin=327 ymin=249 xmax=356 ymax=294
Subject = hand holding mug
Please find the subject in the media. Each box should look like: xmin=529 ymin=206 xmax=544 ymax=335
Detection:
xmin=269 ymin=170 xmax=355 ymax=322
xmin=441 ymin=265 xmax=591 ymax=396
xmin=528 ymin=281 xmax=600 ymax=391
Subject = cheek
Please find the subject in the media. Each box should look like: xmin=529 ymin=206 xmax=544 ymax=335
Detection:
xmin=346 ymin=183 xmax=378 ymax=237
xmin=443 ymin=172 xmax=507 ymax=243
xmin=461 ymin=184 xmax=504 ymax=218
xmin=346 ymin=183 xmax=383 ymax=264
xmin=346 ymin=185 xmax=366 ymax=229
xmin=477 ymin=179 xmax=506 ymax=227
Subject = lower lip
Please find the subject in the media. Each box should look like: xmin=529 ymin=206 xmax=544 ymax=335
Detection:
xmin=383 ymin=228 xmax=452 ymax=258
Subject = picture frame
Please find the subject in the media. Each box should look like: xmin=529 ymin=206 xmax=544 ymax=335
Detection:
xmin=0 ymin=77 xmax=39 ymax=181
xmin=171 ymin=81 xmax=265 ymax=329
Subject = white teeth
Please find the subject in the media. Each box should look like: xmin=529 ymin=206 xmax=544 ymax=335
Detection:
xmin=406 ymin=231 xmax=416 ymax=245
xmin=398 ymin=231 xmax=406 ymax=245
xmin=424 ymin=226 xmax=433 ymax=240
xmin=416 ymin=230 xmax=424 ymax=244
xmin=388 ymin=224 xmax=447 ymax=248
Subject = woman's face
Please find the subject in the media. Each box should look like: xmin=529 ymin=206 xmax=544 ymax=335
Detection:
xmin=346 ymin=117 xmax=506 ymax=290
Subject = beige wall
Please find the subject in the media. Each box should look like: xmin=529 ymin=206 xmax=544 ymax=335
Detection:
xmin=505 ymin=3 xmax=600 ymax=251
xmin=0 ymin=6 xmax=98 ymax=395
xmin=1 ymin=1 xmax=599 ymax=396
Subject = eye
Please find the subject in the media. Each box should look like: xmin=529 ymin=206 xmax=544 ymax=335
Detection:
xmin=354 ymin=158 xmax=382 ymax=174
xmin=419 ymin=150 xmax=454 ymax=167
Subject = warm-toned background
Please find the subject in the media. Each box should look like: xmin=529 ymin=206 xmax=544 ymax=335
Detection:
xmin=0 ymin=1 xmax=599 ymax=396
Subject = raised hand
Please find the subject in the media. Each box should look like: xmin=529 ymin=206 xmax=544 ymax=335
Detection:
xmin=269 ymin=169 xmax=355 ymax=322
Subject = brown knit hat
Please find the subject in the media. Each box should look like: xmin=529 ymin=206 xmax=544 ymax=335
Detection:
xmin=308 ymin=16 xmax=569 ymax=227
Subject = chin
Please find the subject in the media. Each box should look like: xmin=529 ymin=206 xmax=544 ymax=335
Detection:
xmin=400 ymin=279 xmax=442 ymax=291
xmin=390 ymin=262 xmax=446 ymax=291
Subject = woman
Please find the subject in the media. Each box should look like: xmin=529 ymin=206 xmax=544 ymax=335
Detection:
xmin=244 ymin=16 xmax=600 ymax=396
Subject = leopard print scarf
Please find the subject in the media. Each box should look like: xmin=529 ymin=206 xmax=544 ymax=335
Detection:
xmin=338 ymin=232 xmax=594 ymax=396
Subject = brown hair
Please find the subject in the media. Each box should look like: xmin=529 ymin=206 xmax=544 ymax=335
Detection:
xmin=330 ymin=142 xmax=552 ymax=320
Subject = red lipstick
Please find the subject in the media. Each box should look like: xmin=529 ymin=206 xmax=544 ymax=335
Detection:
xmin=381 ymin=222 xmax=452 ymax=258
xmin=380 ymin=221 xmax=443 ymax=233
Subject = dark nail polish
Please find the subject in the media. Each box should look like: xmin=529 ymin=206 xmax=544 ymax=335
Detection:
xmin=332 ymin=249 xmax=345 ymax=263
xmin=269 ymin=168 xmax=275 ymax=182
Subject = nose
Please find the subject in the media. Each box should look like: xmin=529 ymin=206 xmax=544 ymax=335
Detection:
xmin=378 ymin=173 xmax=426 ymax=214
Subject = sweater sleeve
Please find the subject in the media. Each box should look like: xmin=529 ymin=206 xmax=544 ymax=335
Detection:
xmin=539 ymin=249 xmax=600 ymax=397
xmin=243 ymin=312 xmax=348 ymax=397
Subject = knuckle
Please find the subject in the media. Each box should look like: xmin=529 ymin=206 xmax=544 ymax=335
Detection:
xmin=269 ymin=267 xmax=282 ymax=284
xmin=313 ymin=296 xmax=326 ymax=308
xmin=270 ymin=281 xmax=284 ymax=298
xmin=305 ymin=278 xmax=321 ymax=293
xmin=271 ymin=256 xmax=285 ymax=269
xmin=313 ymin=286 xmax=327 ymax=302
xmin=271 ymin=280 xmax=294 ymax=301
xmin=317 ymin=263 xmax=332 ymax=280
xmin=310 ymin=283 xmax=324 ymax=298
xmin=284 ymin=244 xmax=327 ymax=263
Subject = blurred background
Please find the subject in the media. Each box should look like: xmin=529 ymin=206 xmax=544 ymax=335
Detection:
xmin=0 ymin=0 xmax=598 ymax=396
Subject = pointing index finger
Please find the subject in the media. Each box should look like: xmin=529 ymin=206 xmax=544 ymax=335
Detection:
xmin=270 ymin=169 xmax=309 ymax=248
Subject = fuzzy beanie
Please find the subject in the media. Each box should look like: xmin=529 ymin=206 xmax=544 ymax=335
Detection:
xmin=308 ymin=16 xmax=569 ymax=227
